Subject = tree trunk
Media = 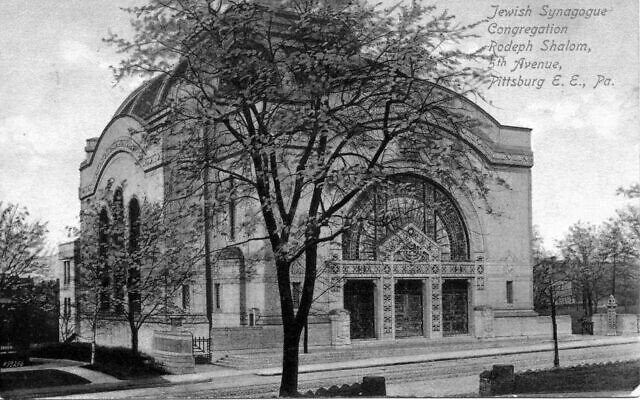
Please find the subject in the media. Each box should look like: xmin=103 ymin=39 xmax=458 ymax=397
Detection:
xmin=303 ymin=322 xmax=308 ymax=354
xmin=131 ymin=326 xmax=139 ymax=358
xmin=279 ymin=324 xmax=303 ymax=397
xmin=91 ymin=326 xmax=97 ymax=365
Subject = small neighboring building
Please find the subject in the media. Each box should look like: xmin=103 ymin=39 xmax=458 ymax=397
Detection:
xmin=58 ymin=240 xmax=79 ymax=342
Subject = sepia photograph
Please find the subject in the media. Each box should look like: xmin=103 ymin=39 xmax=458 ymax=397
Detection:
xmin=0 ymin=0 xmax=638 ymax=397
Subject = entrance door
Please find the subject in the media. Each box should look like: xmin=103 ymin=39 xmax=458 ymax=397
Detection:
xmin=442 ymin=279 xmax=469 ymax=336
xmin=343 ymin=280 xmax=375 ymax=339
xmin=394 ymin=280 xmax=423 ymax=337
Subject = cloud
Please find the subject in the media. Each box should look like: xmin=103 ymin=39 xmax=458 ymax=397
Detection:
xmin=517 ymin=88 xmax=638 ymax=142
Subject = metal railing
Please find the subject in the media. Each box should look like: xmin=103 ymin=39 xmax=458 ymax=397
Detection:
xmin=192 ymin=336 xmax=211 ymax=362
xmin=581 ymin=319 xmax=594 ymax=335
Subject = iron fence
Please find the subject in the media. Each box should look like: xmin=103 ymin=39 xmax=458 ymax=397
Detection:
xmin=581 ymin=319 xmax=594 ymax=335
xmin=192 ymin=336 xmax=211 ymax=363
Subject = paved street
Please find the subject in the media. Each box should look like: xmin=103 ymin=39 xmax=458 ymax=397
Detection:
xmin=56 ymin=341 xmax=639 ymax=398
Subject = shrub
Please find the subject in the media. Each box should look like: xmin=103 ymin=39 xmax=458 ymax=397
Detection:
xmin=29 ymin=343 xmax=166 ymax=379
xmin=30 ymin=342 xmax=91 ymax=362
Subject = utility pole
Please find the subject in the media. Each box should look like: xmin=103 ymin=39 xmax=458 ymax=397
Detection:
xmin=547 ymin=260 xmax=559 ymax=368
xmin=202 ymin=125 xmax=214 ymax=332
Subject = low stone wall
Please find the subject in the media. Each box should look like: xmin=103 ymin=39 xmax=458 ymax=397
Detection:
xmin=493 ymin=314 xmax=571 ymax=337
xmin=210 ymin=322 xmax=331 ymax=359
xmin=299 ymin=376 xmax=386 ymax=397
xmin=480 ymin=360 xmax=640 ymax=396
xmin=78 ymin=318 xmax=208 ymax=354
xmin=152 ymin=330 xmax=195 ymax=374
xmin=616 ymin=314 xmax=639 ymax=335
xmin=592 ymin=313 xmax=640 ymax=335
xmin=479 ymin=365 xmax=514 ymax=396
xmin=473 ymin=307 xmax=495 ymax=339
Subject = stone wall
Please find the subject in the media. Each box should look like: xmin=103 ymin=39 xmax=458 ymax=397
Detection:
xmin=79 ymin=318 xmax=209 ymax=354
xmin=592 ymin=313 xmax=639 ymax=336
xmin=210 ymin=322 xmax=331 ymax=359
xmin=493 ymin=312 xmax=571 ymax=337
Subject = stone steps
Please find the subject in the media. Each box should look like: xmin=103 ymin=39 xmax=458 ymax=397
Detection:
xmin=210 ymin=335 xmax=589 ymax=370
xmin=212 ymin=342 xmax=450 ymax=369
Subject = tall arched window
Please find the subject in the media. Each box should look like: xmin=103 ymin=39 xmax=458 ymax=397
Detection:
xmin=128 ymin=198 xmax=140 ymax=253
xmin=128 ymin=198 xmax=141 ymax=314
xmin=112 ymin=188 xmax=125 ymax=312
xmin=342 ymin=175 xmax=469 ymax=261
xmin=98 ymin=208 xmax=111 ymax=311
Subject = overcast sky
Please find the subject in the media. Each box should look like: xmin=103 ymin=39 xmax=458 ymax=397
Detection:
xmin=0 ymin=0 xmax=638 ymax=252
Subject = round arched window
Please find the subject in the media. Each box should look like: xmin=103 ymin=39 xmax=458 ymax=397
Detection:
xmin=342 ymin=175 xmax=469 ymax=261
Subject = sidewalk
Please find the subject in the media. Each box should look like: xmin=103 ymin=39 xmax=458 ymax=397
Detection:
xmin=1 ymin=335 xmax=637 ymax=398
xmin=251 ymin=335 xmax=639 ymax=376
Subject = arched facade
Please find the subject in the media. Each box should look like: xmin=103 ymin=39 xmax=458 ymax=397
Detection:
xmin=67 ymin=68 xmax=575 ymax=355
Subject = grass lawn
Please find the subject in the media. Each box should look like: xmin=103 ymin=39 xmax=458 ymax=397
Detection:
xmin=514 ymin=360 xmax=640 ymax=394
xmin=31 ymin=343 xmax=165 ymax=380
xmin=0 ymin=369 xmax=90 ymax=391
xmin=83 ymin=361 xmax=165 ymax=380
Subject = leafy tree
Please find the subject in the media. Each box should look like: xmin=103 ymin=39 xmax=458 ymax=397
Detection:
xmin=599 ymin=217 xmax=638 ymax=301
xmin=556 ymin=222 xmax=609 ymax=317
xmin=79 ymin=190 xmax=203 ymax=359
xmin=608 ymin=184 xmax=640 ymax=309
xmin=617 ymin=183 xmax=640 ymax=199
xmin=0 ymin=202 xmax=48 ymax=299
xmin=106 ymin=0 xmax=497 ymax=394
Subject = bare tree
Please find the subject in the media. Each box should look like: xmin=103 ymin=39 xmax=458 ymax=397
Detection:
xmin=534 ymin=257 xmax=573 ymax=367
xmin=79 ymin=190 xmax=204 ymax=359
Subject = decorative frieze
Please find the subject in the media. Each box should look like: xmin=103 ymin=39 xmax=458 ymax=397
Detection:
xmin=326 ymin=259 xmax=485 ymax=338
xmin=334 ymin=260 xmax=480 ymax=278
xmin=431 ymin=277 xmax=441 ymax=332
xmin=382 ymin=278 xmax=393 ymax=337
xmin=459 ymin=128 xmax=533 ymax=167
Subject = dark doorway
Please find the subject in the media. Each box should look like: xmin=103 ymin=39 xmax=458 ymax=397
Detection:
xmin=395 ymin=280 xmax=423 ymax=337
xmin=343 ymin=280 xmax=375 ymax=339
xmin=442 ymin=279 xmax=469 ymax=336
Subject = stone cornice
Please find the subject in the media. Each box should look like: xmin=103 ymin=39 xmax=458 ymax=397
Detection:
xmin=78 ymin=136 xmax=164 ymax=200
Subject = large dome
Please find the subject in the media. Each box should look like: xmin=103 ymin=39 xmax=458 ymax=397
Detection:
xmin=112 ymin=62 xmax=187 ymax=121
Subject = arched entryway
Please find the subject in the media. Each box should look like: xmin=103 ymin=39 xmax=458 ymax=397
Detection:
xmin=339 ymin=174 xmax=475 ymax=339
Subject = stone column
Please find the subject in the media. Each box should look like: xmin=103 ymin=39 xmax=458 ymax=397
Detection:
xmin=382 ymin=277 xmax=394 ymax=339
xmin=473 ymin=306 xmax=495 ymax=339
xmin=329 ymin=309 xmax=351 ymax=346
xmin=607 ymin=295 xmax=617 ymax=336
xmin=422 ymin=278 xmax=430 ymax=338
xmin=430 ymin=277 xmax=442 ymax=338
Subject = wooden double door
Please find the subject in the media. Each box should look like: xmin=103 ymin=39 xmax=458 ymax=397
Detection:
xmin=343 ymin=280 xmax=376 ymax=339
xmin=394 ymin=280 xmax=424 ymax=338
xmin=442 ymin=279 xmax=469 ymax=335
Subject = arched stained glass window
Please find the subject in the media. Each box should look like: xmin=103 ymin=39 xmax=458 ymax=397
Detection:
xmin=342 ymin=175 xmax=469 ymax=261
xmin=98 ymin=208 xmax=111 ymax=311
xmin=128 ymin=198 xmax=141 ymax=314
